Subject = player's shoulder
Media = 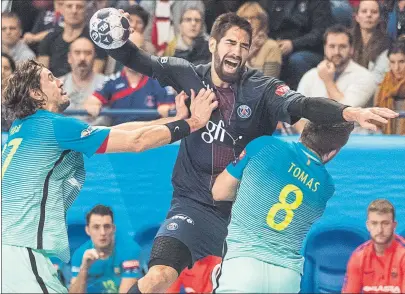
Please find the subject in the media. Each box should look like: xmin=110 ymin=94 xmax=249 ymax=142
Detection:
xmin=394 ymin=235 xmax=405 ymax=252
xmin=247 ymin=135 xmax=286 ymax=154
xmin=351 ymin=240 xmax=373 ymax=259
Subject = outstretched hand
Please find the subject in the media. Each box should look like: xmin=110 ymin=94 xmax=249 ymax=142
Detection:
xmin=342 ymin=107 xmax=399 ymax=131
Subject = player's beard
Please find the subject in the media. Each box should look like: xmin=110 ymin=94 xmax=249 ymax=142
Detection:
xmin=214 ymin=50 xmax=244 ymax=84
xmin=58 ymin=99 xmax=70 ymax=113
xmin=371 ymin=230 xmax=394 ymax=245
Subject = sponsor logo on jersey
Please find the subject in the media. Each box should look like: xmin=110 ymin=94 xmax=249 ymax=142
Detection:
xmin=362 ymin=286 xmax=401 ymax=293
xmin=122 ymin=260 xmax=140 ymax=270
xmin=167 ymin=222 xmax=178 ymax=231
xmin=114 ymin=267 xmax=121 ymax=274
xmin=160 ymin=57 xmax=168 ymax=64
xmin=171 ymin=214 xmax=194 ymax=225
xmin=237 ymin=105 xmax=252 ymax=119
xmin=275 ymin=84 xmax=290 ymax=96
xmin=202 ymin=120 xmax=226 ymax=143
xmin=81 ymin=126 xmax=94 ymax=138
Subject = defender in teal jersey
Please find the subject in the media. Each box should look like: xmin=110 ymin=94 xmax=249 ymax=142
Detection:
xmin=1 ymin=60 xmax=217 ymax=293
xmin=211 ymin=122 xmax=354 ymax=293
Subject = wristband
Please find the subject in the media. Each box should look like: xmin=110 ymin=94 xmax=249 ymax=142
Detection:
xmin=165 ymin=120 xmax=191 ymax=143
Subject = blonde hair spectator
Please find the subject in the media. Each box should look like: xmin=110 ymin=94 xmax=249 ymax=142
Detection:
xmin=237 ymin=2 xmax=282 ymax=77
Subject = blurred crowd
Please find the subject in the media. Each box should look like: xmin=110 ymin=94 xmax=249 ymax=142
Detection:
xmin=1 ymin=0 xmax=404 ymax=135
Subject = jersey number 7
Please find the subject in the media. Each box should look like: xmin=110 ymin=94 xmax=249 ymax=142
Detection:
xmin=2 ymin=138 xmax=23 ymax=179
xmin=266 ymin=184 xmax=303 ymax=231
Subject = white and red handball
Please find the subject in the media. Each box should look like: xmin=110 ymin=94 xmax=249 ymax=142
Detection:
xmin=89 ymin=8 xmax=130 ymax=50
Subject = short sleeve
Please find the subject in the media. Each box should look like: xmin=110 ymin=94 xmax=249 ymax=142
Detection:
xmin=53 ymin=116 xmax=110 ymax=157
xmin=71 ymin=247 xmax=83 ymax=278
xmin=120 ymin=241 xmax=142 ymax=279
xmin=93 ymin=77 xmax=114 ymax=104
xmin=264 ymin=79 xmax=306 ymax=124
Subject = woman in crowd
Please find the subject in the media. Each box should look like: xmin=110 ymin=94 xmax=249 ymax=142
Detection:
xmin=352 ymin=0 xmax=391 ymax=84
xmin=236 ymin=1 xmax=282 ymax=78
xmin=374 ymin=38 xmax=405 ymax=135
xmin=164 ymin=6 xmax=210 ymax=65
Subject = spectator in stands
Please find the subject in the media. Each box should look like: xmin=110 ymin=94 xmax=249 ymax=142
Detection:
xmin=203 ymin=0 xmax=244 ymax=33
xmin=23 ymin=0 xmax=64 ymax=53
xmin=1 ymin=53 xmax=16 ymax=132
xmin=60 ymin=37 xmax=108 ymax=125
xmin=295 ymin=25 xmax=377 ymax=132
xmin=1 ymin=12 xmax=36 ymax=63
xmin=85 ymin=0 xmax=111 ymax=24
xmin=236 ymin=2 xmax=282 ymax=78
xmin=84 ymin=33 xmax=175 ymax=125
xmin=38 ymin=0 xmax=107 ymax=78
xmin=259 ymin=0 xmax=333 ymax=90
xmin=387 ymin=0 xmax=405 ymax=40
xmin=70 ymin=205 xmax=142 ymax=294
xmin=84 ymin=65 xmax=175 ymax=125
xmin=342 ymin=199 xmax=405 ymax=293
xmin=135 ymin=0 xmax=205 ymax=55
xmin=164 ymin=6 xmax=210 ymax=65
xmin=127 ymin=5 xmax=155 ymax=54
xmin=374 ymin=38 xmax=405 ymax=135
xmin=330 ymin=0 xmax=354 ymax=28
xmin=352 ymin=0 xmax=391 ymax=84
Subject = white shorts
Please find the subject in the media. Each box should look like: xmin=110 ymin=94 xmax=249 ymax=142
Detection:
xmin=2 ymin=244 xmax=68 ymax=293
xmin=214 ymin=257 xmax=301 ymax=293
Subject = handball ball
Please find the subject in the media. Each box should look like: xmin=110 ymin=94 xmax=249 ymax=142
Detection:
xmin=89 ymin=7 xmax=130 ymax=50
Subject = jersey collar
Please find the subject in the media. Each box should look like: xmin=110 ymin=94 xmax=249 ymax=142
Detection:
xmin=298 ymin=142 xmax=322 ymax=165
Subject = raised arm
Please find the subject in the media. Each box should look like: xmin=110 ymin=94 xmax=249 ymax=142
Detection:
xmin=105 ymin=40 xmax=154 ymax=77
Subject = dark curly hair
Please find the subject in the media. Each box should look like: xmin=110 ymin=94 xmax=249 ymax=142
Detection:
xmin=3 ymin=59 xmax=47 ymax=121
xmin=301 ymin=122 xmax=355 ymax=158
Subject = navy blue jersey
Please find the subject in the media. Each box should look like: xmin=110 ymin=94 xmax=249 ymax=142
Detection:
xmin=93 ymin=70 xmax=175 ymax=125
xmin=148 ymin=56 xmax=305 ymax=213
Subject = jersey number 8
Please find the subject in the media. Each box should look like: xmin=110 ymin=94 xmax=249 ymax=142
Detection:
xmin=266 ymin=184 xmax=303 ymax=231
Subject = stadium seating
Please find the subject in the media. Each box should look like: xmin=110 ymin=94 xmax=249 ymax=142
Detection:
xmin=133 ymin=225 xmax=160 ymax=274
xmin=67 ymin=223 xmax=89 ymax=258
xmin=300 ymin=220 xmax=369 ymax=293
xmin=400 ymin=228 xmax=405 ymax=238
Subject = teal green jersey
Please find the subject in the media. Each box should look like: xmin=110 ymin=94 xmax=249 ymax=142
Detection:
xmin=2 ymin=110 xmax=110 ymax=262
xmin=225 ymin=136 xmax=335 ymax=275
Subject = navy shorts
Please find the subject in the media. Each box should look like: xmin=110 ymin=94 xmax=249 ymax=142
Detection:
xmin=155 ymin=196 xmax=230 ymax=265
